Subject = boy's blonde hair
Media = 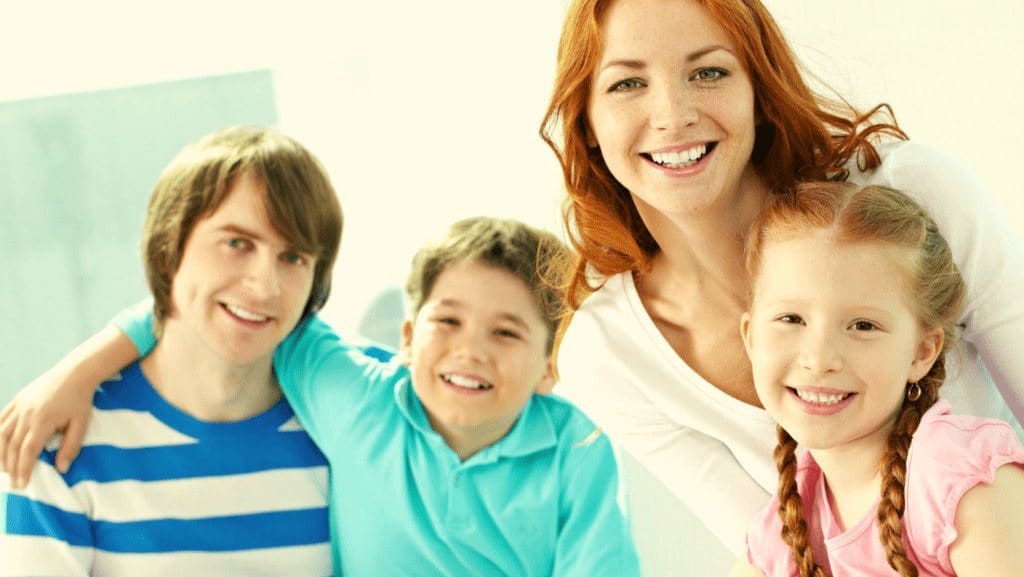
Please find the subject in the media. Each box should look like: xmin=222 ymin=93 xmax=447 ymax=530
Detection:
xmin=746 ymin=182 xmax=965 ymax=577
xmin=142 ymin=126 xmax=342 ymax=333
xmin=405 ymin=217 xmax=570 ymax=353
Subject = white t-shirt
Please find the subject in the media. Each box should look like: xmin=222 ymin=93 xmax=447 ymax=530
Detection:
xmin=555 ymin=140 xmax=1024 ymax=559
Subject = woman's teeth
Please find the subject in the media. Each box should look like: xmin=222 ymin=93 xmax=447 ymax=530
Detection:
xmin=651 ymin=144 xmax=708 ymax=168
xmin=795 ymin=389 xmax=851 ymax=405
xmin=442 ymin=373 xmax=493 ymax=391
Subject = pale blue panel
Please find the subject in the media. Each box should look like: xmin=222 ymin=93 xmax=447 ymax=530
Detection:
xmin=0 ymin=71 xmax=277 ymax=524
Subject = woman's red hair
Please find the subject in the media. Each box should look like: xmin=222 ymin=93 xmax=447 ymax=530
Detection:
xmin=540 ymin=0 xmax=906 ymax=312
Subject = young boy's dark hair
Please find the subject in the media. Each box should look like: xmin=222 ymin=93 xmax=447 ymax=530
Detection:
xmin=405 ymin=216 xmax=568 ymax=352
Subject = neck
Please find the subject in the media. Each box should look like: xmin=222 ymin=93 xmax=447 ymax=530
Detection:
xmin=430 ymin=416 xmax=518 ymax=462
xmin=141 ymin=320 xmax=281 ymax=422
xmin=808 ymin=419 xmax=895 ymax=528
xmin=635 ymin=166 xmax=769 ymax=304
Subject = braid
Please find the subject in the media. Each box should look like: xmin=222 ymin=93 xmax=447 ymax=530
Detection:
xmin=774 ymin=426 xmax=827 ymax=577
xmin=876 ymin=353 xmax=945 ymax=576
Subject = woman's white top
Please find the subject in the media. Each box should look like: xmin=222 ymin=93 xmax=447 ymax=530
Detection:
xmin=555 ymin=140 xmax=1024 ymax=555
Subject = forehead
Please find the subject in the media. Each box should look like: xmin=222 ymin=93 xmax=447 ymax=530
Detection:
xmin=754 ymin=234 xmax=917 ymax=310
xmin=598 ymin=0 xmax=736 ymax=58
xmin=194 ymin=173 xmax=282 ymax=239
xmin=426 ymin=260 xmax=546 ymax=321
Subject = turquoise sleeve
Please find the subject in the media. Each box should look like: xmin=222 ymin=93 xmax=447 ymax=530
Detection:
xmin=553 ymin=433 xmax=641 ymax=577
xmin=270 ymin=316 xmax=382 ymax=447
xmin=110 ymin=301 xmax=157 ymax=356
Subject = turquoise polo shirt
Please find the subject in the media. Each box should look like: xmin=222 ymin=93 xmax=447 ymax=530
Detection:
xmin=118 ymin=312 xmax=639 ymax=577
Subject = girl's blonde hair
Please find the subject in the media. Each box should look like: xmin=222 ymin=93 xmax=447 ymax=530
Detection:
xmin=745 ymin=182 xmax=965 ymax=577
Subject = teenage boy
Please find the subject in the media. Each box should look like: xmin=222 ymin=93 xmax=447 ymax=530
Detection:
xmin=1 ymin=125 xmax=342 ymax=576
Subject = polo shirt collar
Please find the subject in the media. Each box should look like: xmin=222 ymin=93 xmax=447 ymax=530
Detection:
xmin=393 ymin=377 xmax=558 ymax=465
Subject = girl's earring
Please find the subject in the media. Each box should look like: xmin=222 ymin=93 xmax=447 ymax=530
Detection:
xmin=906 ymin=381 xmax=922 ymax=402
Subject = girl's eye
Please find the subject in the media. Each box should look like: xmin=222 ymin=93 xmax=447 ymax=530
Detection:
xmin=777 ymin=314 xmax=804 ymax=325
xmin=608 ymin=78 xmax=645 ymax=93
xmin=691 ymin=67 xmax=727 ymax=82
xmin=851 ymin=320 xmax=878 ymax=331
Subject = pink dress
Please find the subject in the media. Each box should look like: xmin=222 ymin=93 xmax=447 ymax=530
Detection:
xmin=746 ymin=400 xmax=1024 ymax=576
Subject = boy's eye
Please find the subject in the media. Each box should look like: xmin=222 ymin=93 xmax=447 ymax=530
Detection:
xmin=690 ymin=67 xmax=727 ymax=82
xmin=226 ymin=238 xmax=251 ymax=250
xmin=282 ymin=252 xmax=307 ymax=266
xmin=495 ymin=328 xmax=522 ymax=340
xmin=851 ymin=320 xmax=878 ymax=331
xmin=776 ymin=314 xmax=804 ymax=325
xmin=608 ymin=78 xmax=645 ymax=93
xmin=435 ymin=317 xmax=459 ymax=326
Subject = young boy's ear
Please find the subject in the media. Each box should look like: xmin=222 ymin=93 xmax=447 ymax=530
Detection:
xmin=534 ymin=359 xmax=557 ymax=396
xmin=909 ymin=327 xmax=944 ymax=384
xmin=397 ymin=319 xmax=414 ymax=366
xmin=739 ymin=312 xmax=753 ymax=358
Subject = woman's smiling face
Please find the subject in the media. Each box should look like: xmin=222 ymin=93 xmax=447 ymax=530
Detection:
xmin=586 ymin=0 xmax=759 ymax=220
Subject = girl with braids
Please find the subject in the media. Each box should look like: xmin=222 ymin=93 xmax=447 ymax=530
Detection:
xmin=544 ymin=0 xmax=1024 ymax=564
xmin=732 ymin=182 xmax=1024 ymax=577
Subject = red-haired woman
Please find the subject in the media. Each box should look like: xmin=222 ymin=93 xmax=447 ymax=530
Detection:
xmin=541 ymin=0 xmax=1024 ymax=565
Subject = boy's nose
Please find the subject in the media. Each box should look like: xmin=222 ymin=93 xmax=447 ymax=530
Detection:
xmin=244 ymin=255 xmax=281 ymax=301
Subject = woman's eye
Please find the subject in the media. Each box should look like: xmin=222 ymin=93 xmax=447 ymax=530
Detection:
xmin=609 ymin=78 xmax=645 ymax=92
xmin=227 ymin=238 xmax=250 ymax=250
xmin=851 ymin=320 xmax=878 ymax=331
xmin=691 ymin=67 xmax=727 ymax=82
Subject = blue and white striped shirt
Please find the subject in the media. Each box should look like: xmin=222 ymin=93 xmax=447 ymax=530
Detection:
xmin=2 ymin=362 xmax=331 ymax=576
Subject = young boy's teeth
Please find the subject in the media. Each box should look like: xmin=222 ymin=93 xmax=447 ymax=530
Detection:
xmin=444 ymin=374 xmax=493 ymax=391
xmin=651 ymin=144 xmax=708 ymax=168
xmin=226 ymin=304 xmax=268 ymax=322
xmin=795 ymin=389 xmax=850 ymax=405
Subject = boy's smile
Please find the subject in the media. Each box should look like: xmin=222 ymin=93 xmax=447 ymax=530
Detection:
xmin=401 ymin=259 xmax=554 ymax=460
xmin=163 ymin=171 xmax=316 ymax=370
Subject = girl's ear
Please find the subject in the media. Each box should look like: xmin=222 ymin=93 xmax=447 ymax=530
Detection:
xmin=397 ymin=319 xmax=414 ymax=366
xmin=909 ymin=327 xmax=944 ymax=383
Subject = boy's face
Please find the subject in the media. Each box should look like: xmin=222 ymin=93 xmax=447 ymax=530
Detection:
xmin=165 ymin=171 xmax=316 ymax=367
xmin=401 ymin=259 xmax=554 ymax=451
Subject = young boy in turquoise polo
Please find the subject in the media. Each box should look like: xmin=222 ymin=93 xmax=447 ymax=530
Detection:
xmin=5 ymin=217 xmax=640 ymax=576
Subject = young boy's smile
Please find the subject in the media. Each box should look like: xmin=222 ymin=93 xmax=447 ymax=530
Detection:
xmin=166 ymin=171 xmax=316 ymax=369
xmin=401 ymin=259 xmax=554 ymax=459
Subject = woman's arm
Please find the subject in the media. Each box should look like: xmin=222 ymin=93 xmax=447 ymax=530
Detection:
xmin=948 ymin=464 xmax=1024 ymax=576
xmin=0 ymin=325 xmax=137 ymax=489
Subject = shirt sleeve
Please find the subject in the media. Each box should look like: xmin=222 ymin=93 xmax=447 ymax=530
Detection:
xmin=882 ymin=141 xmax=1024 ymax=425
xmin=2 ymin=459 xmax=93 ymax=576
xmin=905 ymin=405 xmax=1024 ymax=574
xmin=110 ymin=305 xmax=386 ymax=448
xmin=551 ymin=431 xmax=641 ymax=577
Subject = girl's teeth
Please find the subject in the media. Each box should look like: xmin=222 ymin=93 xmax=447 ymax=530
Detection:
xmin=651 ymin=144 xmax=708 ymax=167
xmin=226 ymin=305 xmax=268 ymax=322
xmin=444 ymin=374 xmax=493 ymax=391
xmin=796 ymin=390 xmax=850 ymax=405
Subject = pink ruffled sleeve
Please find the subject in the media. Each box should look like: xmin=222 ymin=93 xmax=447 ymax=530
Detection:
xmin=904 ymin=399 xmax=1024 ymax=575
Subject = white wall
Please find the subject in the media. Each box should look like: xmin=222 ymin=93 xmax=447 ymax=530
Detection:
xmin=3 ymin=1 xmax=1022 ymax=574
xmin=4 ymin=0 xmax=1020 ymax=331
